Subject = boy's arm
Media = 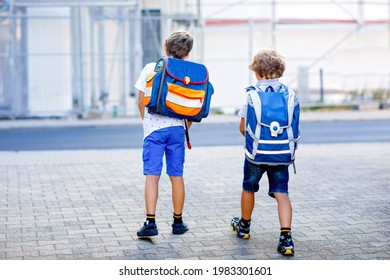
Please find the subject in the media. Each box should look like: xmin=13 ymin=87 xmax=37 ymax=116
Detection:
xmin=238 ymin=91 xmax=248 ymax=137
xmin=239 ymin=117 xmax=245 ymax=136
xmin=137 ymin=90 xmax=145 ymax=119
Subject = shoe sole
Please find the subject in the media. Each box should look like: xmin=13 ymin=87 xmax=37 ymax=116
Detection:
xmin=277 ymin=246 xmax=294 ymax=256
xmin=283 ymin=249 xmax=294 ymax=255
xmin=137 ymin=233 xmax=158 ymax=238
xmin=172 ymin=228 xmax=188 ymax=235
xmin=137 ymin=230 xmax=158 ymax=237
xmin=230 ymin=225 xmax=250 ymax=239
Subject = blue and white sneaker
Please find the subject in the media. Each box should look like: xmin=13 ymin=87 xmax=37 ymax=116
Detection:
xmin=137 ymin=221 xmax=158 ymax=237
xmin=230 ymin=217 xmax=250 ymax=239
xmin=277 ymin=232 xmax=294 ymax=255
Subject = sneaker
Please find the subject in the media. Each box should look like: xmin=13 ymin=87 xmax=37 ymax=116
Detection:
xmin=277 ymin=232 xmax=294 ymax=255
xmin=230 ymin=217 xmax=250 ymax=239
xmin=137 ymin=221 xmax=158 ymax=237
xmin=172 ymin=222 xmax=188 ymax=235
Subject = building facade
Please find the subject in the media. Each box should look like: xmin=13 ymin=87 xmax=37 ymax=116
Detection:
xmin=0 ymin=0 xmax=389 ymax=118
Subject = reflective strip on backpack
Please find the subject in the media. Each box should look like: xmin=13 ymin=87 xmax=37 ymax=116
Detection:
xmin=246 ymin=122 xmax=258 ymax=142
xmin=245 ymin=149 xmax=252 ymax=159
xmin=256 ymin=149 xmax=292 ymax=155
xmin=287 ymin=89 xmax=295 ymax=127
xmin=258 ymin=139 xmax=289 ymax=144
xmin=248 ymin=90 xmax=262 ymax=159
xmin=245 ymin=148 xmax=291 ymax=158
xmin=248 ymin=90 xmax=262 ymax=125
xmin=144 ymin=86 xmax=152 ymax=106
xmin=145 ymin=86 xmax=152 ymax=98
xmin=166 ymin=91 xmax=203 ymax=109
xmin=245 ymin=122 xmax=258 ymax=160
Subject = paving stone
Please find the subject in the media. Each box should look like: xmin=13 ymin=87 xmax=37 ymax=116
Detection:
xmin=0 ymin=143 xmax=389 ymax=260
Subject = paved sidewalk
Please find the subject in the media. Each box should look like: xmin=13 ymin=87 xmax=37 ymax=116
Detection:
xmin=0 ymin=142 xmax=389 ymax=260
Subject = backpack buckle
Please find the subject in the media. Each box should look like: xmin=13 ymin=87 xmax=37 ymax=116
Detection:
xmin=183 ymin=76 xmax=191 ymax=86
xmin=270 ymin=121 xmax=283 ymax=137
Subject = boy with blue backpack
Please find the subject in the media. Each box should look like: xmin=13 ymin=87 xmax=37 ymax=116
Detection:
xmin=134 ymin=30 xmax=194 ymax=237
xmin=230 ymin=48 xmax=300 ymax=255
xmin=135 ymin=30 xmax=213 ymax=238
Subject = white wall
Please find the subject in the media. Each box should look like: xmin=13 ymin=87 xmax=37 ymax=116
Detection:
xmin=203 ymin=22 xmax=389 ymax=111
xmin=27 ymin=7 xmax=72 ymax=114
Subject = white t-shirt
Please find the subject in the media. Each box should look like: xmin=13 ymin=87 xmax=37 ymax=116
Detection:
xmin=135 ymin=62 xmax=185 ymax=139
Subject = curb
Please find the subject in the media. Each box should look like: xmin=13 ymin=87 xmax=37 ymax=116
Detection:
xmin=1 ymin=110 xmax=390 ymax=129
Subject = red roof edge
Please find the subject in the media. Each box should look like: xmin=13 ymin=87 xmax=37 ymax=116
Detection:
xmin=205 ymin=18 xmax=390 ymax=26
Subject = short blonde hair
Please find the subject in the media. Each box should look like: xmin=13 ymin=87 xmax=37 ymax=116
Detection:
xmin=249 ymin=48 xmax=285 ymax=79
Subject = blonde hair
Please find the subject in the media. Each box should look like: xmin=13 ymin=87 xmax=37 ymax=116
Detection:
xmin=165 ymin=30 xmax=193 ymax=59
xmin=249 ymin=48 xmax=285 ymax=79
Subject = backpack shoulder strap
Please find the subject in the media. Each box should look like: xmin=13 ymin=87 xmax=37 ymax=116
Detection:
xmin=282 ymin=84 xmax=295 ymax=127
xmin=245 ymin=85 xmax=256 ymax=92
xmin=246 ymin=86 xmax=262 ymax=125
xmin=277 ymin=83 xmax=288 ymax=92
xmin=154 ymin=56 xmax=167 ymax=72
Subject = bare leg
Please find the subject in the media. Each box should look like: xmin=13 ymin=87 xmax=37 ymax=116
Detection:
xmin=170 ymin=176 xmax=185 ymax=215
xmin=137 ymin=175 xmax=160 ymax=237
xmin=274 ymin=193 xmax=292 ymax=228
xmin=145 ymin=175 xmax=160 ymax=214
xmin=170 ymin=175 xmax=188 ymax=234
xmin=241 ymin=190 xmax=255 ymax=221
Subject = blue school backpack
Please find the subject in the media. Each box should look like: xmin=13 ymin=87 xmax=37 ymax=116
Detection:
xmin=245 ymin=84 xmax=300 ymax=169
xmin=144 ymin=56 xmax=214 ymax=123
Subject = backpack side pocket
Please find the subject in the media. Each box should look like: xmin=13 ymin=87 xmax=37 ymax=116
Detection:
xmin=144 ymin=71 xmax=156 ymax=106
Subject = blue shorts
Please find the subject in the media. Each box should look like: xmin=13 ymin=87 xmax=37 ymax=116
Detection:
xmin=143 ymin=126 xmax=185 ymax=176
xmin=242 ymin=158 xmax=289 ymax=197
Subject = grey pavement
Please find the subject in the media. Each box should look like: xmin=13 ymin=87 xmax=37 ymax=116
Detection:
xmin=0 ymin=110 xmax=390 ymax=260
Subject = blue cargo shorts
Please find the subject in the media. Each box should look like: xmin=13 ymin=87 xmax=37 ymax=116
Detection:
xmin=143 ymin=126 xmax=185 ymax=176
xmin=242 ymin=158 xmax=289 ymax=197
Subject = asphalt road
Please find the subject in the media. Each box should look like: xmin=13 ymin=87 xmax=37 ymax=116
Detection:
xmin=0 ymin=120 xmax=389 ymax=151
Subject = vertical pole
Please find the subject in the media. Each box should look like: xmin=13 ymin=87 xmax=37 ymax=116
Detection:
xmin=248 ymin=18 xmax=253 ymax=85
xmin=358 ymin=0 xmax=364 ymax=32
xmin=129 ymin=9 xmax=135 ymax=116
xmin=9 ymin=0 xmax=17 ymax=116
xmin=98 ymin=14 xmax=107 ymax=113
xmin=71 ymin=6 xmax=84 ymax=117
xmin=388 ymin=0 xmax=390 ymax=51
xmin=119 ymin=9 xmax=127 ymax=117
xmin=197 ymin=0 xmax=204 ymax=64
xmin=20 ymin=6 xmax=29 ymax=115
xmin=271 ymin=0 xmax=276 ymax=46
xmin=129 ymin=0 xmax=143 ymax=117
xmin=78 ymin=7 xmax=85 ymax=115
xmin=136 ymin=0 xmax=144 ymax=113
xmin=89 ymin=13 xmax=97 ymax=109
xmin=319 ymin=68 xmax=324 ymax=103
